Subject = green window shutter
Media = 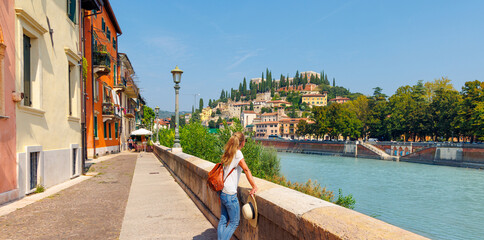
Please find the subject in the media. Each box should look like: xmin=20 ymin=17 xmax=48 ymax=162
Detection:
xmin=104 ymin=121 xmax=107 ymax=139
xmin=23 ymin=35 xmax=31 ymax=106
xmin=102 ymin=18 xmax=105 ymax=32
xmin=67 ymin=0 xmax=76 ymax=23
xmin=115 ymin=122 xmax=118 ymax=138
xmin=94 ymin=116 xmax=98 ymax=138
xmin=109 ymin=123 xmax=112 ymax=138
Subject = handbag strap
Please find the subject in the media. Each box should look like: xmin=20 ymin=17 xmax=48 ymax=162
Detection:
xmin=223 ymin=167 xmax=236 ymax=183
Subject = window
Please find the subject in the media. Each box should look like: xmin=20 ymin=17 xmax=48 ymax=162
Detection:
xmin=103 ymin=121 xmax=107 ymax=139
xmin=23 ymin=35 xmax=31 ymax=106
xmin=113 ymin=64 xmax=116 ymax=83
xmin=107 ymin=27 xmax=111 ymax=40
xmin=108 ymin=122 xmax=112 ymax=139
xmin=30 ymin=152 xmax=39 ymax=190
xmin=102 ymin=18 xmax=105 ymax=32
xmin=72 ymin=148 xmax=77 ymax=175
xmin=94 ymin=115 xmax=98 ymax=138
xmin=94 ymin=80 xmax=99 ymax=102
xmin=103 ymin=84 xmax=111 ymax=103
xmin=67 ymin=0 xmax=77 ymax=23
xmin=115 ymin=122 xmax=118 ymax=138
xmin=68 ymin=64 xmax=74 ymax=115
xmin=113 ymin=38 xmax=116 ymax=49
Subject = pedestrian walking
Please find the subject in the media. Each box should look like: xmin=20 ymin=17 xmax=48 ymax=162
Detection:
xmin=217 ymin=132 xmax=258 ymax=240
xmin=128 ymin=138 xmax=133 ymax=151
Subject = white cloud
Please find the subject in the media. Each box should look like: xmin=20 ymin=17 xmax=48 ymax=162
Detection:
xmin=226 ymin=49 xmax=263 ymax=70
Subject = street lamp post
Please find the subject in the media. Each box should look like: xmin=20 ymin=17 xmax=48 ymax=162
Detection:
xmin=155 ymin=106 xmax=160 ymax=144
xmin=171 ymin=66 xmax=183 ymax=151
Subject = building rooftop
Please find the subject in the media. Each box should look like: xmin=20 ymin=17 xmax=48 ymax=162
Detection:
xmin=255 ymin=121 xmax=279 ymax=125
xmin=303 ymin=94 xmax=325 ymax=97
xmin=329 ymin=96 xmax=350 ymax=101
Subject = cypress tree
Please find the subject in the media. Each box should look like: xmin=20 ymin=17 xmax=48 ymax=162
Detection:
xmin=333 ymin=78 xmax=336 ymax=87
xmin=199 ymin=98 xmax=204 ymax=111
xmin=243 ymin=78 xmax=247 ymax=95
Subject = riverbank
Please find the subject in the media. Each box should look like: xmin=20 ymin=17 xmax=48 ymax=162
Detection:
xmin=257 ymin=139 xmax=484 ymax=169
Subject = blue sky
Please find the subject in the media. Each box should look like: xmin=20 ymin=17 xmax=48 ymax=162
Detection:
xmin=111 ymin=0 xmax=484 ymax=112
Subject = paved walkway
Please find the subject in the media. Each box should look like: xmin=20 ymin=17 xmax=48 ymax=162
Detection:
xmin=119 ymin=153 xmax=217 ymax=240
xmin=0 ymin=152 xmax=137 ymax=239
xmin=0 ymin=152 xmax=216 ymax=240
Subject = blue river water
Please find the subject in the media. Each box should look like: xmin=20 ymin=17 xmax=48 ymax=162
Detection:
xmin=278 ymin=152 xmax=484 ymax=240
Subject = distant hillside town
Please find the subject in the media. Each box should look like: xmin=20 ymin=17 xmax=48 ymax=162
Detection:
xmin=155 ymin=69 xmax=360 ymax=140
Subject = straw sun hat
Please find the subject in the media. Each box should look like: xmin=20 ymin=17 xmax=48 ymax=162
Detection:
xmin=242 ymin=195 xmax=258 ymax=227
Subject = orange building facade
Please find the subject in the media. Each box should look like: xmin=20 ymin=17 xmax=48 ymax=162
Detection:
xmin=84 ymin=0 xmax=122 ymax=157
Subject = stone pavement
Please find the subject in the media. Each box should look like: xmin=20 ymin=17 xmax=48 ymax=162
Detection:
xmin=119 ymin=152 xmax=217 ymax=240
xmin=0 ymin=152 xmax=217 ymax=240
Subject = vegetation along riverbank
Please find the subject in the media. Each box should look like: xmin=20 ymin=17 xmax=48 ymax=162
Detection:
xmin=157 ymin=121 xmax=356 ymax=209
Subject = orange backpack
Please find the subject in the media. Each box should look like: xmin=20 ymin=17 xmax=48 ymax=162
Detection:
xmin=207 ymin=163 xmax=236 ymax=192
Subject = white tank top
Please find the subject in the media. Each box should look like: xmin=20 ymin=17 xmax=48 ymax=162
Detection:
xmin=222 ymin=150 xmax=243 ymax=195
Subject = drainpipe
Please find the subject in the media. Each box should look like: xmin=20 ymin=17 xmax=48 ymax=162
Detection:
xmin=116 ymin=32 xmax=122 ymax=152
xmin=80 ymin=0 xmax=87 ymax=174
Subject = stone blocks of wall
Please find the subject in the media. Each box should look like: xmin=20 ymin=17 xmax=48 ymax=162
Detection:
xmin=153 ymin=145 xmax=427 ymax=240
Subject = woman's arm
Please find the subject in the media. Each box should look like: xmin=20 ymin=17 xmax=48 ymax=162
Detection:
xmin=238 ymin=158 xmax=258 ymax=196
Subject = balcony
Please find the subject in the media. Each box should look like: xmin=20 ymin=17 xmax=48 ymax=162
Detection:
xmin=125 ymin=107 xmax=135 ymax=118
xmin=93 ymin=45 xmax=111 ymax=76
xmin=125 ymin=81 xmax=138 ymax=98
xmin=114 ymin=77 xmax=127 ymax=92
xmin=102 ymin=102 xmax=121 ymax=121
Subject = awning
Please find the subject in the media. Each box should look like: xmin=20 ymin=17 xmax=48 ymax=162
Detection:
xmin=130 ymin=128 xmax=153 ymax=136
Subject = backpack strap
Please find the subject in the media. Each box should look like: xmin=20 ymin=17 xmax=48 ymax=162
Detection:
xmin=223 ymin=167 xmax=236 ymax=183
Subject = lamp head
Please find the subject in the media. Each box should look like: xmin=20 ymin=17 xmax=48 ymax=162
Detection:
xmin=171 ymin=66 xmax=183 ymax=84
xmin=155 ymin=106 xmax=160 ymax=114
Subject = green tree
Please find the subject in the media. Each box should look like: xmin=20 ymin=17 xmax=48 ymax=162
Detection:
xmin=310 ymin=106 xmax=329 ymax=140
xmin=199 ymin=98 xmax=204 ymax=111
xmin=243 ymin=77 xmax=247 ymax=95
xmin=429 ymin=88 xmax=461 ymax=140
xmin=459 ymin=80 xmax=484 ymax=142
xmin=142 ymin=106 xmax=155 ymax=131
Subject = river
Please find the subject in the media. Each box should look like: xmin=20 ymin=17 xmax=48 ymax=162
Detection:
xmin=278 ymin=152 xmax=484 ymax=240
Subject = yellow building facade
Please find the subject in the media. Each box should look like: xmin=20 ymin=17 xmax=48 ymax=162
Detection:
xmin=200 ymin=107 xmax=212 ymax=122
xmin=15 ymin=1 xmax=82 ymax=198
xmin=302 ymin=93 xmax=327 ymax=107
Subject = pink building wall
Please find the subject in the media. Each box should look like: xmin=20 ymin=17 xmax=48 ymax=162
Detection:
xmin=0 ymin=0 xmax=18 ymax=204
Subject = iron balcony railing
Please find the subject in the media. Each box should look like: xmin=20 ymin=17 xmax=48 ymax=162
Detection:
xmin=102 ymin=102 xmax=121 ymax=118
xmin=93 ymin=44 xmax=111 ymax=68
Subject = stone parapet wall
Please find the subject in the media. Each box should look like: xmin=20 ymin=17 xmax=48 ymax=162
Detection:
xmin=153 ymin=145 xmax=427 ymax=239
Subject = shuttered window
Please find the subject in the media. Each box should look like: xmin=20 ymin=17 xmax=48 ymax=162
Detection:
xmin=102 ymin=18 xmax=105 ymax=32
xmin=108 ymin=123 xmax=112 ymax=139
xmin=67 ymin=0 xmax=76 ymax=23
xmin=94 ymin=115 xmax=98 ymax=138
xmin=23 ymin=35 xmax=31 ymax=106
xmin=104 ymin=121 xmax=107 ymax=139
xmin=115 ymin=122 xmax=118 ymax=138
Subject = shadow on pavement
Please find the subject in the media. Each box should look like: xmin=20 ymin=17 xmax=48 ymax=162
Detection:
xmin=192 ymin=228 xmax=218 ymax=240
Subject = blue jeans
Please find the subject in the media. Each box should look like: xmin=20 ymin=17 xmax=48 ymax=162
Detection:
xmin=218 ymin=192 xmax=240 ymax=240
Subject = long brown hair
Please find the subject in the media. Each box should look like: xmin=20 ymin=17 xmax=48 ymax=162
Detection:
xmin=221 ymin=132 xmax=245 ymax=167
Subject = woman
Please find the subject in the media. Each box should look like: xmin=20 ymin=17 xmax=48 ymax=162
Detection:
xmin=218 ymin=132 xmax=258 ymax=240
